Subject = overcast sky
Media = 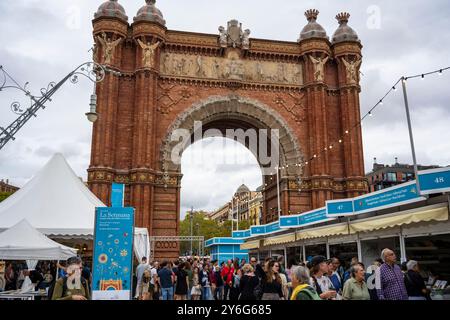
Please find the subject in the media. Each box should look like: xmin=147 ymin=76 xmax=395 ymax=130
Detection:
xmin=0 ymin=0 xmax=449 ymax=220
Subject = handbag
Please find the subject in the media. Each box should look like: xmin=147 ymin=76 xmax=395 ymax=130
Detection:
xmin=253 ymin=283 xmax=263 ymax=300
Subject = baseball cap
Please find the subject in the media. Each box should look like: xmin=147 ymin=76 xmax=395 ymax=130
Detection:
xmin=310 ymin=255 xmax=329 ymax=267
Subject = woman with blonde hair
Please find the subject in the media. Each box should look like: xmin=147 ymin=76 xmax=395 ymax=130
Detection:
xmin=239 ymin=264 xmax=259 ymax=300
xmin=190 ymin=266 xmax=202 ymax=300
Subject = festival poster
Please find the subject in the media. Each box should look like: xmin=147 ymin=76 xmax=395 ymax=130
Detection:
xmin=92 ymin=207 xmax=135 ymax=300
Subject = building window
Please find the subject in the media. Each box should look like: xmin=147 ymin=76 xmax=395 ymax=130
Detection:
xmin=386 ymin=172 xmax=397 ymax=182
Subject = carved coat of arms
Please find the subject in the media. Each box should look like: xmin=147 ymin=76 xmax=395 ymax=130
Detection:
xmin=218 ymin=20 xmax=251 ymax=50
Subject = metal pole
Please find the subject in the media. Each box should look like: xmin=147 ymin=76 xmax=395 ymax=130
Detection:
xmin=237 ymin=196 xmax=240 ymax=231
xmin=401 ymin=77 xmax=421 ymax=193
xmin=190 ymin=207 xmax=193 ymax=256
xmin=283 ymin=246 xmax=287 ymax=268
xmin=231 ymin=200 xmax=234 ymax=233
xmin=356 ymin=233 xmax=362 ymax=263
xmin=326 ymin=238 xmax=330 ymax=259
xmin=399 ymin=228 xmax=407 ymax=263
xmin=302 ymin=243 xmax=306 ymax=264
xmin=276 ymin=166 xmax=281 ymax=221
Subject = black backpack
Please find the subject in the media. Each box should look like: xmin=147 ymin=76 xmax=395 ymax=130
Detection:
xmin=47 ymin=276 xmax=88 ymax=300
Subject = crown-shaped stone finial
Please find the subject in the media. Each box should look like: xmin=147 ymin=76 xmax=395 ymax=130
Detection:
xmin=305 ymin=9 xmax=319 ymax=22
xmin=336 ymin=12 xmax=351 ymax=24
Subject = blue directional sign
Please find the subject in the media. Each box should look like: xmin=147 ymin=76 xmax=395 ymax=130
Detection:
xmin=279 ymin=215 xmax=299 ymax=228
xmin=280 ymin=207 xmax=335 ymax=228
xmin=326 ymin=199 xmax=354 ymax=217
xmin=111 ymin=183 xmax=125 ymax=207
xmin=418 ymin=167 xmax=450 ymax=195
xmin=250 ymin=225 xmax=266 ymax=236
xmin=298 ymin=207 xmax=335 ymax=227
xmin=353 ymin=180 xmax=425 ymax=214
xmin=232 ymin=229 xmax=251 ymax=239
xmin=265 ymin=222 xmax=281 ymax=234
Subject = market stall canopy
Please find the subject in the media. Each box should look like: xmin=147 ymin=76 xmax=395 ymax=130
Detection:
xmin=263 ymin=233 xmax=296 ymax=246
xmin=0 ymin=153 xmax=103 ymax=237
xmin=241 ymin=239 xmax=261 ymax=250
xmin=349 ymin=204 xmax=449 ymax=234
xmin=0 ymin=219 xmax=77 ymax=261
xmin=296 ymin=223 xmax=350 ymax=240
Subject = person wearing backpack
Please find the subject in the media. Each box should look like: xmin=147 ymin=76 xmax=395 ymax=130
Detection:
xmin=51 ymin=256 xmax=90 ymax=300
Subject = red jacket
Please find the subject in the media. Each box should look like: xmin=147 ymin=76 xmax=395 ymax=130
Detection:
xmin=221 ymin=266 xmax=234 ymax=286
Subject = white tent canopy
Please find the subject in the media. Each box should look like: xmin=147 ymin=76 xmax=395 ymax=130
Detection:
xmin=0 ymin=219 xmax=77 ymax=261
xmin=0 ymin=153 xmax=103 ymax=236
xmin=0 ymin=153 xmax=150 ymax=258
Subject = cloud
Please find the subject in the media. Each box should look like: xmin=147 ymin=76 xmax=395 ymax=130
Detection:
xmin=1 ymin=0 xmax=449 ymax=222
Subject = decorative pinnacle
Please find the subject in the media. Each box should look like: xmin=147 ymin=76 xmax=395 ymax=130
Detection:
xmin=146 ymin=0 xmax=156 ymax=4
xmin=305 ymin=9 xmax=319 ymax=22
xmin=336 ymin=12 xmax=350 ymax=24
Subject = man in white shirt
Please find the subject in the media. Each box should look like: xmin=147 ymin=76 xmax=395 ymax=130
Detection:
xmin=135 ymin=257 xmax=150 ymax=299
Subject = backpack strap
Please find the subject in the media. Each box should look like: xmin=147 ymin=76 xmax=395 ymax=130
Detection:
xmin=312 ymin=276 xmax=323 ymax=295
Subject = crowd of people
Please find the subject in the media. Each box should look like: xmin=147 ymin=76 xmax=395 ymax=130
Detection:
xmin=1 ymin=247 xmax=438 ymax=300
xmin=134 ymin=247 xmax=435 ymax=301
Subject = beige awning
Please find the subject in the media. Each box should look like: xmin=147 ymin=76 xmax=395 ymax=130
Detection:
xmin=296 ymin=223 xmax=350 ymax=240
xmin=241 ymin=239 xmax=261 ymax=250
xmin=349 ymin=206 xmax=449 ymax=233
xmin=263 ymin=233 xmax=296 ymax=246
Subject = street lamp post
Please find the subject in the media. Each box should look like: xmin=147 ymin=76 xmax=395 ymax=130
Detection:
xmin=401 ymin=77 xmax=421 ymax=193
xmin=237 ymin=196 xmax=240 ymax=231
xmin=0 ymin=62 xmax=111 ymax=151
xmin=190 ymin=206 xmax=194 ymax=256
xmin=276 ymin=166 xmax=282 ymax=221
xmin=195 ymin=223 xmax=200 ymax=255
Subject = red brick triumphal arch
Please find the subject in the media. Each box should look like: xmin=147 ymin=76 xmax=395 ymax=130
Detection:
xmin=88 ymin=1 xmax=368 ymax=260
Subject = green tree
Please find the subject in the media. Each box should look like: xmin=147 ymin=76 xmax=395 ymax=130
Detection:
xmin=179 ymin=211 xmax=253 ymax=255
xmin=0 ymin=192 xmax=12 ymax=203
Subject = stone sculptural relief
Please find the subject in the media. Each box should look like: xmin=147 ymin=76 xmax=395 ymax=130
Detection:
xmin=160 ymin=52 xmax=304 ymax=85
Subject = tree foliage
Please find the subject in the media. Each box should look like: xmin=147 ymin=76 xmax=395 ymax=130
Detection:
xmin=0 ymin=192 xmax=12 ymax=203
xmin=179 ymin=211 xmax=252 ymax=255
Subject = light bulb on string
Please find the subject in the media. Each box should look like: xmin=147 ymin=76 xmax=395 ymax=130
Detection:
xmin=369 ymin=111 xmax=373 ymax=117
xmin=393 ymin=86 xmax=397 ymax=92
xmin=379 ymin=100 xmax=383 ymax=106
xmin=439 ymin=70 xmax=443 ymax=76
xmin=421 ymin=74 xmax=425 ymax=80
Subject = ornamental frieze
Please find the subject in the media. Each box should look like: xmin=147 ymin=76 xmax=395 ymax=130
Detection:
xmin=332 ymin=43 xmax=363 ymax=57
xmin=92 ymin=19 xmax=128 ymax=37
xmin=160 ymin=50 xmax=303 ymax=85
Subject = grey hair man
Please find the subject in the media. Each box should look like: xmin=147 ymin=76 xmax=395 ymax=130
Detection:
xmin=377 ymin=248 xmax=408 ymax=300
xmin=405 ymin=260 xmax=428 ymax=300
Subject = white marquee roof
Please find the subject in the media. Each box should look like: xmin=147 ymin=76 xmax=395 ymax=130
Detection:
xmin=0 ymin=219 xmax=77 ymax=260
xmin=0 ymin=153 xmax=104 ymax=237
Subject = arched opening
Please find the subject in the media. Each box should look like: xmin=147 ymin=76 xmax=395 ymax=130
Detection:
xmin=161 ymin=95 xmax=305 ymax=227
xmin=179 ymin=136 xmax=263 ymax=255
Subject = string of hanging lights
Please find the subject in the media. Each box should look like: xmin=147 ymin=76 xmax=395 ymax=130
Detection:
xmin=273 ymin=66 xmax=450 ymax=172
